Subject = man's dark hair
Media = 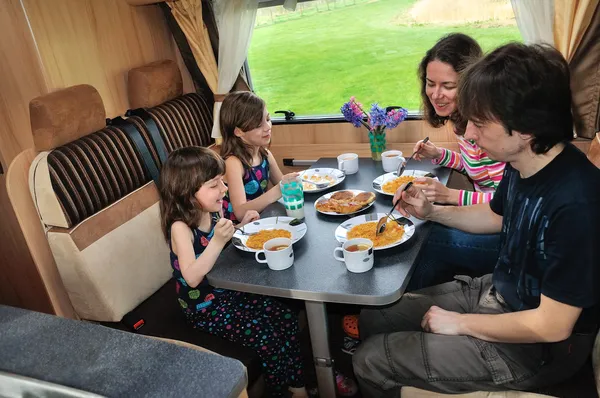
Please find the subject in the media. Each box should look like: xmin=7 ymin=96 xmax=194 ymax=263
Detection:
xmin=458 ymin=43 xmax=574 ymax=154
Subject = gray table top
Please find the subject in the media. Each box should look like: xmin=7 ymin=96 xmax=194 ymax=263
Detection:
xmin=208 ymin=158 xmax=450 ymax=306
xmin=0 ymin=305 xmax=247 ymax=398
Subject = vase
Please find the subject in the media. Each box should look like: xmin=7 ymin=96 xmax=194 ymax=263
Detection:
xmin=368 ymin=131 xmax=386 ymax=161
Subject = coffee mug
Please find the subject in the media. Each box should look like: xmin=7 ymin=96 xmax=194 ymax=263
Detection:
xmin=333 ymin=238 xmax=374 ymax=273
xmin=337 ymin=153 xmax=359 ymax=175
xmin=381 ymin=150 xmax=406 ymax=173
xmin=255 ymin=238 xmax=294 ymax=271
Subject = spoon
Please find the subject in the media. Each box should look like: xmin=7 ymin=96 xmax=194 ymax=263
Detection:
xmin=396 ymin=136 xmax=429 ymax=177
xmin=212 ymin=212 xmax=257 ymax=236
xmin=376 ymin=182 xmax=413 ymax=236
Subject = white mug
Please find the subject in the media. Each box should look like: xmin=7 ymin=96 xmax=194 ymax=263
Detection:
xmin=381 ymin=150 xmax=406 ymax=173
xmin=255 ymin=238 xmax=294 ymax=271
xmin=333 ymin=238 xmax=374 ymax=273
xmin=337 ymin=153 xmax=359 ymax=175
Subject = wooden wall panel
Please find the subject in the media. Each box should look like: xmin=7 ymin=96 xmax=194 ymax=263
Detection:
xmin=21 ymin=0 xmax=188 ymax=118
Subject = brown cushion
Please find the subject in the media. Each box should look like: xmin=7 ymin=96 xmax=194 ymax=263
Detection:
xmin=30 ymin=85 xmax=106 ymax=151
xmin=587 ymin=132 xmax=600 ymax=168
xmin=128 ymin=60 xmax=183 ymax=109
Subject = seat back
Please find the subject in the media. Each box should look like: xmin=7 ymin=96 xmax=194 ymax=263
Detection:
xmin=28 ymin=85 xmax=171 ymax=321
xmin=587 ymin=132 xmax=600 ymax=168
xmin=127 ymin=60 xmax=214 ymax=170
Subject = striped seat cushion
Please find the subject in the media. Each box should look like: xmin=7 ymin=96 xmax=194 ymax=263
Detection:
xmin=147 ymin=93 xmax=214 ymax=155
xmin=47 ymin=126 xmax=151 ymax=227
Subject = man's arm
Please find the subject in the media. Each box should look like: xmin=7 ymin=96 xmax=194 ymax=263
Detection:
xmin=422 ymin=294 xmax=582 ymax=343
xmin=394 ymin=184 xmax=502 ymax=234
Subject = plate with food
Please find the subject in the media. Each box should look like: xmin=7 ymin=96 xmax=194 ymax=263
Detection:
xmin=232 ymin=216 xmax=308 ymax=253
xmin=334 ymin=213 xmax=415 ymax=250
xmin=315 ymin=190 xmax=376 ymax=216
xmin=299 ymin=168 xmax=345 ymax=193
xmin=372 ymin=170 xmax=437 ymax=196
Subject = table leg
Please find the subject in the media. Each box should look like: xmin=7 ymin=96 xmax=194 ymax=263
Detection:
xmin=305 ymin=301 xmax=336 ymax=398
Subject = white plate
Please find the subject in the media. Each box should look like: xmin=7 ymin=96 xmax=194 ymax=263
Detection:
xmin=372 ymin=170 xmax=438 ymax=196
xmin=300 ymin=168 xmax=345 ymax=193
xmin=334 ymin=213 xmax=415 ymax=250
xmin=232 ymin=216 xmax=308 ymax=253
xmin=314 ymin=189 xmax=375 ymax=216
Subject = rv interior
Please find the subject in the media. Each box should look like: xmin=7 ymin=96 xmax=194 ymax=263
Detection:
xmin=0 ymin=0 xmax=599 ymax=397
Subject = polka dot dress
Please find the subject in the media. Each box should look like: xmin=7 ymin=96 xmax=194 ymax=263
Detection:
xmin=222 ymin=157 xmax=270 ymax=222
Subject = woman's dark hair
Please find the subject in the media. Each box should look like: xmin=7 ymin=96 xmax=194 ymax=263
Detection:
xmin=159 ymin=146 xmax=225 ymax=240
xmin=220 ymin=91 xmax=269 ymax=167
xmin=419 ymin=33 xmax=483 ymax=134
xmin=458 ymin=43 xmax=574 ymax=154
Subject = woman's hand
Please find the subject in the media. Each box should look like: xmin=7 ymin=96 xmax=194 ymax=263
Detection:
xmin=414 ymin=177 xmax=459 ymax=205
xmin=412 ymin=139 xmax=443 ymax=161
xmin=213 ymin=218 xmax=235 ymax=246
xmin=393 ymin=182 xmax=433 ymax=220
xmin=239 ymin=210 xmax=260 ymax=227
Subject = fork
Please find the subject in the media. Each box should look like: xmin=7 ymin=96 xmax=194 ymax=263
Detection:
xmin=396 ymin=136 xmax=429 ymax=177
xmin=301 ymin=170 xmax=334 ymax=189
xmin=376 ymin=182 xmax=413 ymax=236
xmin=212 ymin=212 xmax=257 ymax=236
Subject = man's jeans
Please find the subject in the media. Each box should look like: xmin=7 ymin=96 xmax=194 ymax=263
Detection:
xmin=408 ymin=223 xmax=501 ymax=290
xmin=353 ymin=275 xmax=594 ymax=397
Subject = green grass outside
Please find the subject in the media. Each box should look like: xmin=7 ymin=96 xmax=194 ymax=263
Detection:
xmin=248 ymin=0 xmax=522 ymax=115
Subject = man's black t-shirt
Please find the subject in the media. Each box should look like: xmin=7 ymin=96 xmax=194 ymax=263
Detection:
xmin=490 ymin=143 xmax=600 ymax=333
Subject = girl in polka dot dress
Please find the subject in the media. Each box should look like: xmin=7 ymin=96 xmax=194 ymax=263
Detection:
xmin=220 ymin=91 xmax=297 ymax=222
xmin=159 ymin=147 xmax=308 ymax=398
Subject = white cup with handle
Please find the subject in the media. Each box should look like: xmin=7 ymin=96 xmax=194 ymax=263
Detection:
xmin=333 ymin=238 xmax=374 ymax=273
xmin=381 ymin=150 xmax=406 ymax=173
xmin=255 ymin=238 xmax=294 ymax=271
xmin=337 ymin=153 xmax=359 ymax=175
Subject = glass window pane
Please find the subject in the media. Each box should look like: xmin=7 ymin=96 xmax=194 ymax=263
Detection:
xmin=248 ymin=0 xmax=521 ymax=116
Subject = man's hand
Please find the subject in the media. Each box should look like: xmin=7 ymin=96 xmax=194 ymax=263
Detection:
xmin=415 ymin=177 xmax=459 ymax=205
xmin=421 ymin=306 xmax=463 ymax=335
xmin=239 ymin=210 xmax=260 ymax=227
xmin=413 ymin=139 xmax=443 ymax=161
xmin=213 ymin=218 xmax=234 ymax=246
xmin=393 ymin=182 xmax=434 ymax=219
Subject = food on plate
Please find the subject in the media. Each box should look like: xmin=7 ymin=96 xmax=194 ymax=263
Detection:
xmin=353 ymin=192 xmax=376 ymax=205
xmin=347 ymin=221 xmax=405 ymax=247
xmin=302 ymin=181 xmax=317 ymax=190
xmin=315 ymin=191 xmax=375 ymax=214
xmin=382 ymin=176 xmax=417 ymax=194
xmin=307 ymin=174 xmax=335 ymax=184
xmin=330 ymin=191 xmax=355 ymax=201
xmin=246 ymin=229 xmax=292 ymax=250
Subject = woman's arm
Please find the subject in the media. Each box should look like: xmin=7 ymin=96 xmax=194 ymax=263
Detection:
xmin=433 ymin=148 xmax=466 ymax=173
xmin=225 ymin=156 xmax=281 ymax=220
xmin=171 ymin=221 xmax=229 ymax=288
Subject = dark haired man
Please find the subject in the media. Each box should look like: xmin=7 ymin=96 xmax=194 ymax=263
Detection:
xmin=352 ymin=43 xmax=600 ymax=396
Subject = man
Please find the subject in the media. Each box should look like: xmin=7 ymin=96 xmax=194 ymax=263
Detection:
xmin=352 ymin=43 xmax=600 ymax=396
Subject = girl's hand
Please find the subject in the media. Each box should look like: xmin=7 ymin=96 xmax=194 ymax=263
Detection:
xmin=414 ymin=177 xmax=459 ymax=205
xmin=213 ymin=218 xmax=234 ymax=246
xmin=281 ymin=172 xmax=300 ymax=183
xmin=239 ymin=210 xmax=260 ymax=227
xmin=413 ymin=139 xmax=443 ymax=161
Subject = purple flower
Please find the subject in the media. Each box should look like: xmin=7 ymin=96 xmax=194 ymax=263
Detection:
xmin=341 ymin=97 xmax=407 ymax=132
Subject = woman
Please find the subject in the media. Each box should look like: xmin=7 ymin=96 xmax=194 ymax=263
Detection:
xmin=408 ymin=33 xmax=504 ymax=290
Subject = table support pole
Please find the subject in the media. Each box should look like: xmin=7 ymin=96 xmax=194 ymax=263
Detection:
xmin=305 ymin=301 xmax=336 ymax=398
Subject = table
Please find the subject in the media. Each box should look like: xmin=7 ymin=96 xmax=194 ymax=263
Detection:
xmin=209 ymin=158 xmax=450 ymax=398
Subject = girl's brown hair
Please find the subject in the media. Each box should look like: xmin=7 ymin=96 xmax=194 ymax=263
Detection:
xmin=418 ymin=33 xmax=482 ymax=135
xmin=220 ymin=91 xmax=269 ymax=166
xmin=159 ymin=146 xmax=225 ymax=240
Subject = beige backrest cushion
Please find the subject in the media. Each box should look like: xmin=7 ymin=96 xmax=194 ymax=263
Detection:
xmin=30 ymin=85 xmax=106 ymax=152
xmin=401 ymin=387 xmax=554 ymax=398
xmin=47 ymin=183 xmax=170 ymax=321
xmin=128 ymin=60 xmax=183 ymax=109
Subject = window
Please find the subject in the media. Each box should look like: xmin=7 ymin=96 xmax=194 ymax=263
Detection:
xmin=248 ymin=0 xmax=521 ymax=116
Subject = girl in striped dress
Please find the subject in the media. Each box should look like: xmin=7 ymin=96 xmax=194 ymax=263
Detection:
xmin=408 ymin=33 xmax=504 ymax=289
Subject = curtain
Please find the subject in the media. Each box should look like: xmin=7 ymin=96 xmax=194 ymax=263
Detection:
xmin=554 ymin=0 xmax=600 ymax=62
xmin=210 ymin=0 xmax=259 ymax=139
xmin=167 ymin=0 xmax=218 ymax=93
xmin=510 ymin=0 xmax=555 ymax=45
